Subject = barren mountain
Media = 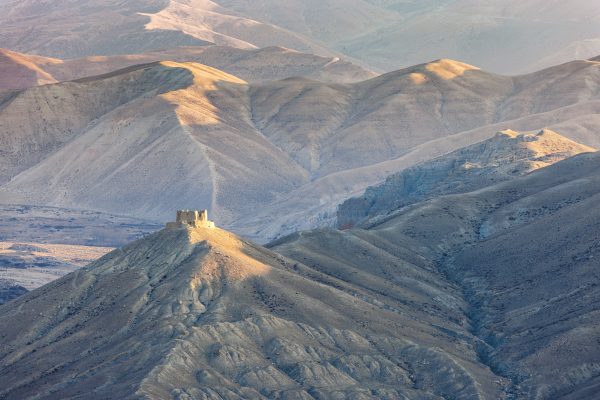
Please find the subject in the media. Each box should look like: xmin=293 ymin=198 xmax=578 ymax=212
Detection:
xmin=0 ymin=220 xmax=505 ymax=399
xmin=0 ymin=0 xmax=332 ymax=59
xmin=0 ymin=46 xmax=376 ymax=90
xmin=1 ymin=0 xmax=599 ymax=74
xmin=335 ymin=0 xmax=600 ymax=74
xmin=1 ymin=57 xmax=600 ymax=242
xmin=271 ymin=150 xmax=600 ymax=399
xmin=2 ymin=148 xmax=600 ymax=398
xmin=337 ymin=129 xmax=596 ymax=228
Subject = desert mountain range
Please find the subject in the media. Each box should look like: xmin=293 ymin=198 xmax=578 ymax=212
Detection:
xmin=1 ymin=56 xmax=599 ymax=242
xmin=1 ymin=2 xmax=600 ymax=398
xmin=1 ymin=0 xmax=599 ymax=74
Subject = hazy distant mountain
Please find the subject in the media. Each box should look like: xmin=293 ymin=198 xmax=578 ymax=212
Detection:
xmin=1 ymin=0 xmax=599 ymax=74
xmin=2 ymin=147 xmax=600 ymax=398
xmin=0 ymin=46 xmax=376 ymax=90
xmin=0 ymin=0 xmax=333 ymax=59
xmin=1 ymin=57 xmax=599 ymax=242
xmin=337 ymin=129 xmax=596 ymax=228
xmin=334 ymin=0 xmax=600 ymax=74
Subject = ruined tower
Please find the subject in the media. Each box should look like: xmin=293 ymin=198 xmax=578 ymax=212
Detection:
xmin=166 ymin=209 xmax=215 ymax=229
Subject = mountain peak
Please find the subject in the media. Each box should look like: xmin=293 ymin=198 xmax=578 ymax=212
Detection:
xmin=423 ymin=58 xmax=481 ymax=79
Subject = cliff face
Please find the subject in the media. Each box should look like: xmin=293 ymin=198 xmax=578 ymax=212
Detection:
xmin=337 ymin=129 xmax=595 ymax=228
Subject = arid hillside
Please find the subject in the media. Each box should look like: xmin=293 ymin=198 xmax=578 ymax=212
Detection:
xmin=2 ymin=148 xmax=600 ymax=398
xmin=337 ymin=129 xmax=596 ymax=228
xmin=0 ymin=46 xmax=376 ymax=90
xmin=0 ymin=220 xmax=504 ymax=399
xmin=272 ymin=150 xmax=600 ymax=399
xmin=1 ymin=57 xmax=600 ymax=241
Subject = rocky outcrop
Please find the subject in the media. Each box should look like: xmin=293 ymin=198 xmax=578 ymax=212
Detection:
xmin=337 ymin=129 xmax=595 ymax=228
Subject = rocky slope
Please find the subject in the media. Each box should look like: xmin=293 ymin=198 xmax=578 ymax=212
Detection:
xmin=2 ymin=148 xmax=600 ymax=398
xmin=1 ymin=57 xmax=600 ymax=242
xmin=0 ymin=222 xmax=504 ymax=399
xmin=337 ymin=129 xmax=595 ymax=228
xmin=0 ymin=46 xmax=376 ymax=90
xmin=271 ymin=150 xmax=600 ymax=399
xmin=1 ymin=0 xmax=599 ymax=74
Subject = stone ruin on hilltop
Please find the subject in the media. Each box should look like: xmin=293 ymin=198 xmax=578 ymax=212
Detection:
xmin=166 ymin=210 xmax=215 ymax=229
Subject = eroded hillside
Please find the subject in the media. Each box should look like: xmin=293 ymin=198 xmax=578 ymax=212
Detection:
xmin=337 ymin=129 xmax=596 ymax=228
xmin=1 ymin=57 xmax=600 ymax=241
xmin=2 ymin=148 xmax=600 ymax=398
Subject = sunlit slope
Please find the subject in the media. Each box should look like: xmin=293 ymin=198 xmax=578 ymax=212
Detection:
xmin=0 ymin=46 xmax=376 ymax=90
xmin=0 ymin=62 xmax=308 ymax=223
xmin=0 ymin=48 xmax=61 ymax=89
xmin=1 ymin=57 xmax=600 ymax=240
xmin=0 ymin=223 xmax=503 ymax=399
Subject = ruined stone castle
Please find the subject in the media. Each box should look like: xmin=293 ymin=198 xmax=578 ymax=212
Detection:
xmin=166 ymin=209 xmax=215 ymax=229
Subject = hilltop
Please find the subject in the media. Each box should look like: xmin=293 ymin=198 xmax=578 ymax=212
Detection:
xmin=0 ymin=218 xmax=503 ymax=399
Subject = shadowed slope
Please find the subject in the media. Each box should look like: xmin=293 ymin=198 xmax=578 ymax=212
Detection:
xmin=337 ymin=129 xmax=596 ymax=228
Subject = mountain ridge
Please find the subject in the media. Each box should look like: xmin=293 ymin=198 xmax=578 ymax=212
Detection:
xmin=337 ymin=128 xmax=596 ymax=228
xmin=0 ymin=222 xmax=504 ymax=399
xmin=0 ymin=46 xmax=377 ymax=90
xmin=1 ymin=56 xmax=600 ymax=241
